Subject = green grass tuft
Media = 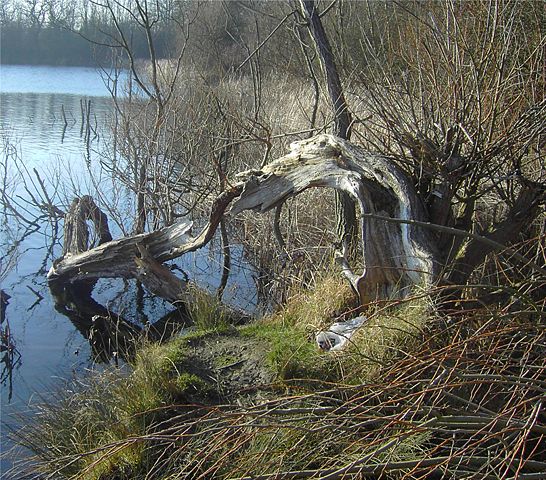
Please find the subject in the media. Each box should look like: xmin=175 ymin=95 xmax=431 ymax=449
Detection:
xmin=12 ymin=336 xmax=201 ymax=480
xmin=241 ymin=320 xmax=333 ymax=381
xmin=241 ymin=287 xmax=431 ymax=386
xmin=187 ymin=285 xmax=233 ymax=333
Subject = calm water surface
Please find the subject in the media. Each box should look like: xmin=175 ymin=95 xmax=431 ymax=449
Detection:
xmin=0 ymin=65 xmax=258 ymax=476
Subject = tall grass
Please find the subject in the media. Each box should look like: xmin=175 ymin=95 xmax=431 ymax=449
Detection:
xmin=186 ymin=284 xmax=233 ymax=333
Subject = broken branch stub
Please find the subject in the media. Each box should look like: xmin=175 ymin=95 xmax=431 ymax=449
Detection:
xmin=49 ymin=196 xmax=193 ymax=304
xmin=49 ymin=135 xmax=437 ymax=304
xmin=62 ymin=195 xmax=112 ymax=256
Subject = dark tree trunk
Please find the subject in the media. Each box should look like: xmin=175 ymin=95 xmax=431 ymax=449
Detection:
xmin=299 ymin=0 xmax=357 ymax=250
xmin=299 ymin=1 xmax=351 ymax=138
xmin=447 ymin=184 xmax=545 ymax=288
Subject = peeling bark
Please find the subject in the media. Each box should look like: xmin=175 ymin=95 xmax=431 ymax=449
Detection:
xmin=50 ymin=215 xmax=193 ymax=283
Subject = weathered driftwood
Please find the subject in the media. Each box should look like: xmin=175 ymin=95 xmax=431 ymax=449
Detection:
xmin=50 ymin=197 xmax=194 ymax=360
xmin=229 ymin=135 xmax=437 ymax=302
xmin=62 ymin=195 xmax=112 ymax=256
xmin=50 ymin=196 xmax=194 ymax=303
xmin=49 ymin=135 xmax=438 ymax=303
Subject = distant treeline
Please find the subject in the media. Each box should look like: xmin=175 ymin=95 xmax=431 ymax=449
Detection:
xmin=3 ymin=24 xmax=100 ymax=66
xmin=0 ymin=0 xmax=177 ymax=67
xmin=1 ymin=23 xmax=175 ymax=66
xmin=5 ymin=0 xmax=540 ymax=79
xmin=0 ymin=0 xmax=309 ymax=73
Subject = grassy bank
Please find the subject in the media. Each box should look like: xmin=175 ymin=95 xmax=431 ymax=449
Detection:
xmin=8 ymin=274 xmax=544 ymax=479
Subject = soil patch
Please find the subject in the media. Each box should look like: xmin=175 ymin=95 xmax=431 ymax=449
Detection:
xmin=179 ymin=332 xmax=275 ymax=404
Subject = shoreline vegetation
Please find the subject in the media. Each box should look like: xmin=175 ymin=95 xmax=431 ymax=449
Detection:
xmin=2 ymin=0 xmax=544 ymax=478
xmin=9 ymin=279 xmax=545 ymax=479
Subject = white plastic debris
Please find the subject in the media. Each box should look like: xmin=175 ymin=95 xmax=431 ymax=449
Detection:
xmin=315 ymin=315 xmax=368 ymax=351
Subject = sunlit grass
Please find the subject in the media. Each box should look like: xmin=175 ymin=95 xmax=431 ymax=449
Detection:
xmin=340 ymin=296 xmax=431 ymax=382
xmin=187 ymin=284 xmax=234 ymax=333
xmin=239 ymin=273 xmax=357 ymax=382
xmin=240 ymin=274 xmax=431 ymax=385
xmin=12 ymin=337 xmax=191 ymax=480
xmin=13 ymin=275 xmax=541 ymax=480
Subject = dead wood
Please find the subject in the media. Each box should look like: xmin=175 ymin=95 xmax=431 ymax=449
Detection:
xmin=50 ymin=200 xmax=193 ymax=302
xmin=62 ymin=195 xmax=112 ymax=256
xmin=49 ymin=135 xmax=437 ymax=304
xmin=134 ymin=244 xmax=188 ymax=304
xmin=230 ymin=135 xmax=437 ymax=302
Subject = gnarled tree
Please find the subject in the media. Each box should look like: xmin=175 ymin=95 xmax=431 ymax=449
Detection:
xmin=50 ymin=134 xmax=439 ymax=305
xmin=46 ymin=1 xmax=545 ymax=312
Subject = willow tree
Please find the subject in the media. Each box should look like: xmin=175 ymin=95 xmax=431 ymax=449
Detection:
xmin=49 ymin=134 xmax=438 ymax=304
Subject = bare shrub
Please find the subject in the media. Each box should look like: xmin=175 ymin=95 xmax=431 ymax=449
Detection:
xmin=342 ymin=0 xmax=545 ymax=300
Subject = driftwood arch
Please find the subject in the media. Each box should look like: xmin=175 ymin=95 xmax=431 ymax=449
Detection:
xmin=48 ymin=135 xmax=438 ymax=304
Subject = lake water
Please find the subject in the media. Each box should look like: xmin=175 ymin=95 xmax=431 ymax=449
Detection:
xmin=0 ymin=65 xmax=259 ymax=476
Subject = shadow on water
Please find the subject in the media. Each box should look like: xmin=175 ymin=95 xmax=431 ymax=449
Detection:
xmin=48 ymin=280 xmax=194 ymax=364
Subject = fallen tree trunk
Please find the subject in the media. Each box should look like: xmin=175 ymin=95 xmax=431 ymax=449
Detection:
xmin=49 ymin=197 xmax=194 ymax=360
xmin=49 ymin=135 xmax=438 ymax=303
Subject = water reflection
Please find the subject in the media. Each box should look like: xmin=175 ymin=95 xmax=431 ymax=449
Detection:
xmin=1 ymin=92 xmax=114 ymax=168
xmin=1 ymin=83 xmax=260 ymax=366
xmin=48 ymin=280 xmax=192 ymax=363
xmin=1 ymin=290 xmax=22 ymax=403
xmin=0 ymin=66 xmax=128 ymax=474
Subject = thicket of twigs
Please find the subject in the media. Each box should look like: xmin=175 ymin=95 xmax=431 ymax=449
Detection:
xmin=3 ymin=1 xmax=543 ymax=302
